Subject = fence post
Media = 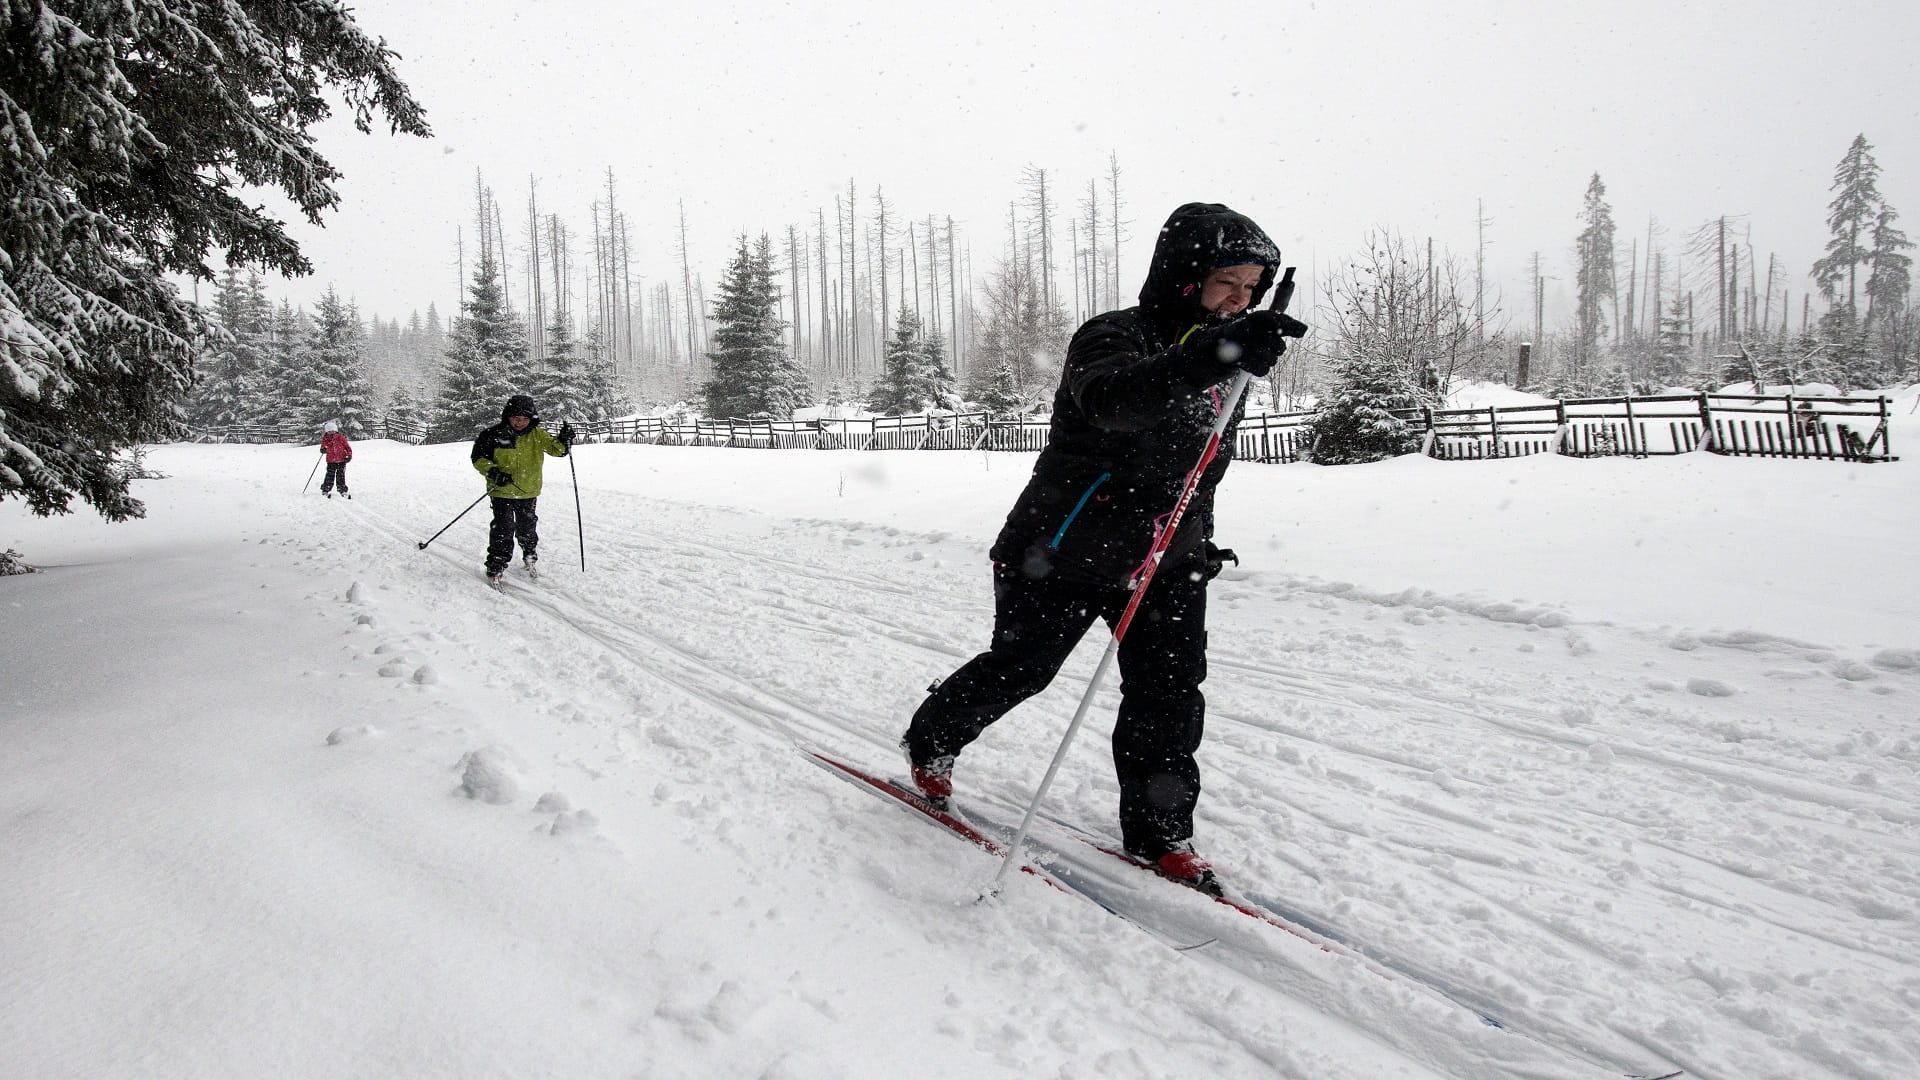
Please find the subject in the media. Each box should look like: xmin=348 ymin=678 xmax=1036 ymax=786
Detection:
xmin=1696 ymin=392 xmax=1716 ymax=452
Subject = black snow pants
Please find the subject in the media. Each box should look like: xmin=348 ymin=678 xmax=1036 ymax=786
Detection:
xmin=902 ymin=552 xmax=1209 ymax=859
xmin=321 ymin=462 xmax=349 ymax=494
xmin=486 ymin=496 xmax=538 ymax=574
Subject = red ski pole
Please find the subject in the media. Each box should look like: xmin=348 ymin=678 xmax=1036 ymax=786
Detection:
xmin=987 ymin=267 xmax=1296 ymax=898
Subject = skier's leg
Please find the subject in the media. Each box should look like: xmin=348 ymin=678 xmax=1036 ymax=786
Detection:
xmin=320 ymin=462 xmax=335 ymax=493
xmin=514 ymin=497 xmax=539 ymax=561
xmin=337 ymin=462 xmax=348 ymax=495
xmin=1110 ymin=554 xmax=1209 ymax=859
xmin=485 ymin=498 xmax=516 ymax=575
xmin=903 ymin=565 xmax=1098 ymax=764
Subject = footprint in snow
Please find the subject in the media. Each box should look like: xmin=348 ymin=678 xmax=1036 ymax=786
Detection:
xmin=325 ymin=724 xmax=381 ymax=745
xmin=456 ymin=745 xmax=523 ymax=804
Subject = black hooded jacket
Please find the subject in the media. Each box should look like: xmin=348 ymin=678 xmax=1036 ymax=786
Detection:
xmin=990 ymin=203 xmax=1281 ymax=587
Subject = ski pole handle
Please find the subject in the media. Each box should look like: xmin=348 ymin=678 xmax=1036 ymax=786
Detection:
xmin=1268 ymin=265 xmax=1296 ymax=315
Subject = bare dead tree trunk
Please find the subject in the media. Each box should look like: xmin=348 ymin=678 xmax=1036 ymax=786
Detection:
xmin=1763 ymin=253 xmax=1777 ymax=336
xmin=835 ymin=191 xmax=848 ymax=377
xmin=1729 ymin=242 xmax=1741 ymax=341
xmin=925 ymin=213 xmax=940 ymax=338
xmin=816 ymin=208 xmax=831 ymax=383
xmin=909 ymin=223 xmax=922 ymax=325
xmin=493 ymin=193 xmax=510 ymax=315
xmin=1717 ymin=216 xmax=1728 ymax=340
xmin=621 ymin=213 xmax=636 ymax=382
xmin=787 ymin=224 xmax=804 ymax=365
xmin=874 ymin=187 xmax=890 ymax=358
xmin=1475 ymin=198 xmax=1487 ymax=347
xmin=678 ymin=201 xmax=696 ymax=393
xmin=1068 ymin=218 xmax=1080 ymax=326
xmin=526 ymin=178 xmax=543 ymax=361
xmin=947 ymin=216 xmax=960 ymax=375
xmin=1022 ymin=165 xmax=1054 ymax=313
xmin=1107 ymin=152 xmax=1124 ymax=310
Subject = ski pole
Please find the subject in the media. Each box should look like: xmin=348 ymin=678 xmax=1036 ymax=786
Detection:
xmin=302 ymin=453 xmax=323 ymax=494
xmin=568 ymin=443 xmax=585 ymax=572
xmin=416 ymin=491 xmax=490 ymax=550
xmin=987 ymin=267 xmax=1296 ymax=899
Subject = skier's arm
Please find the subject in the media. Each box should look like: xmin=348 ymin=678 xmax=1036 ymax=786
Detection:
xmin=470 ymin=433 xmax=497 ymax=478
xmin=1061 ymin=317 xmax=1220 ymax=432
xmin=537 ymin=428 xmax=569 ymax=458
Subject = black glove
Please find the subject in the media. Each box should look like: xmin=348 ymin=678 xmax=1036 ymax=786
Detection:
xmin=1186 ymin=310 xmax=1303 ymax=381
xmin=1214 ymin=310 xmax=1299 ymax=376
xmin=486 ymin=467 xmax=513 ymax=488
xmin=557 ymin=422 xmax=574 ymax=447
xmin=1202 ymin=541 xmax=1239 ymax=582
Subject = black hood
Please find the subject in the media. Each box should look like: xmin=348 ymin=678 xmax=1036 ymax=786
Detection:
xmin=1137 ymin=202 xmax=1281 ymax=328
xmin=502 ymin=394 xmax=539 ymax=423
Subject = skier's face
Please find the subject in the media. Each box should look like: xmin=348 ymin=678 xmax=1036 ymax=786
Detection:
xmin=507 ymin=415 xmax=532 ymax=432
xmin=1199 ymin=264 xmax=1264 ymax=315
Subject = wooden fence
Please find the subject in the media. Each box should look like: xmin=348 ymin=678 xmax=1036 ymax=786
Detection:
xmin=1420 ymin=393 xmax=1895 ymax=463
xmin=189 ymin=392 xmax=1898 ymax=464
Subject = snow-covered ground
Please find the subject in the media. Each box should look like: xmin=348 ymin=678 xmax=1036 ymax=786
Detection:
xmin=4 ymin=396 xmax=1919 ymax=1080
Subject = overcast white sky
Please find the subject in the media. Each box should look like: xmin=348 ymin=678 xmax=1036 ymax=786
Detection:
xmin=271 ymin=0 xmax=1918 ymax=332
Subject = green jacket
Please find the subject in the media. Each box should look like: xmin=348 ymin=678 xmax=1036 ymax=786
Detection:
xmin=470 ymin=421 xmax=569 ymax=497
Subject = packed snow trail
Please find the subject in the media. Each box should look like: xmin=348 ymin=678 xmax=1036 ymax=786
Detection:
xmin=5 ymin=438 xmax=1917 ymax=1079
xmin=343 ymin=439 xmax=1916 ymax=1080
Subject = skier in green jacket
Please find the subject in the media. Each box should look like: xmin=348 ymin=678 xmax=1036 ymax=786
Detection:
xmin=470 ymin=394 xmax=573 ymax=584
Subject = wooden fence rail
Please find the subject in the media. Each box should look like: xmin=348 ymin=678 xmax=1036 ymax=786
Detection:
xmin=187 ymin=393 xmax=1898 ymax=465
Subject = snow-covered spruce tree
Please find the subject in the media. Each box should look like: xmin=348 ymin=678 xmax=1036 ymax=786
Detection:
xmin=1574 ymin=174 xmax=1617 ymax=375
xmin=256 ymin=301 xmax=314 ymax=438
xmin=1813 ymin=135 xmax=1884 ymax=326
xmin=1809 ymin=133 xmax=1912 ymax=387
xmin=576 ymin=328 xmax=631 ymax=423
xmin=970 ymin=361 xmax=1027 ymax=419
xmin=1303 ymin=352 xmax=1426 ymax=465
xmin=1865 ymin=203 xmax=1912 ymax=374
xmin=701 ymin=234 xmax=809 ymax=419
xmin=0 ymin=0 xmax=427 ymax=519
xmin=530 ymin=313 xmax=588 ymax=426
xmin=382 ymin=384 xmax=426 ymax=443
xmin=918 ymin=330 xmax=960 ymax=412
xmin=187 ymin=268 xmax=270 ymax=435
xmin=302 ymin=287 xmax=375 ymax=437
xmin=430 ymin=255 xmax=531 ymax=441
xmin=870 ymin=307 xmax=928 ymax=415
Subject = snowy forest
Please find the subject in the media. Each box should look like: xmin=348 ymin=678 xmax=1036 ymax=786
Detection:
xmin=1 ymin=0 xmax=1911 ymax=522
xmin=178 ymin=138 xmax=1915 ymax=456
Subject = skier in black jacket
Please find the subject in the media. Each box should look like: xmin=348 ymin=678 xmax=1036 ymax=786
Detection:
xmin=901 ymin=202 xmax=1305 ymax=890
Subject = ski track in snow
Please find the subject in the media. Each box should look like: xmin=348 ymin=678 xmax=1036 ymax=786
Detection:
xmin=348 ymin=443 xmax=1918 ymax=1080
xmin=9 ymin=440 xmax=1918 ymax=1080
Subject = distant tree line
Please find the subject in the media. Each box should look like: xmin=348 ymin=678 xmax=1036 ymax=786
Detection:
xmin=1296 ymin=134 xmax=1914 ymax=464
